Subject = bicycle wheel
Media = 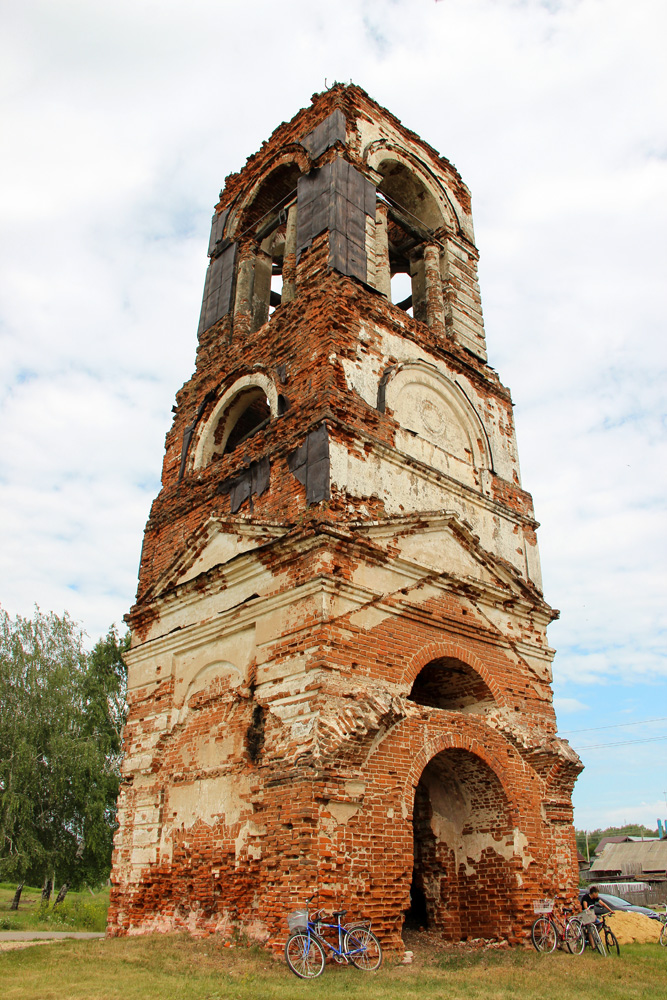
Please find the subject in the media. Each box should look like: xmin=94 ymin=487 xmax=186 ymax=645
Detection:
xmin=565 ymin=919 xmax=585 ymax=955
xmin=660 ymin=921 xmax=667 ymax=947
xmin=531 ymin=916 xmax=557 ymax=953
xmin=604 ymin=927 xmax=620 ymax=957
xmin=343 ymin=927 xmax=383 ymax=971
xmin=590 ymin=925 xmax=607 ymax=956
xmin=285 ymin=931 xmax=325 ymax=979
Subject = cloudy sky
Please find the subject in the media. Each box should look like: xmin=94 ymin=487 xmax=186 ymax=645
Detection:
xmin=1 ymin=0 xmax=665 ymax=833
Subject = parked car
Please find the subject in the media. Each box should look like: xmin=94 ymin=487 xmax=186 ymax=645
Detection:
xmin=579 ymin=889 xmax=661 ymax=920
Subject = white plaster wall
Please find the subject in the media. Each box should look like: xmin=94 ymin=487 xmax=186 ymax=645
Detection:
xmin=329 ymin=437 xmax=532 ymax=582
xmin=172 ymin=627 xmax=254 ymax=708
xmin=337 ymin=324 xmax=522 ymax=486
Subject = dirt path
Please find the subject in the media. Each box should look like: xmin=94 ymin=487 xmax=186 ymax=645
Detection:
xmin=0 ymin=931 xmax=104 ymax=945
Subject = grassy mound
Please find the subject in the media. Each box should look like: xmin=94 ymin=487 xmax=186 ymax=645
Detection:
xmin=2 ymin=933 xmax=667 ymax=1000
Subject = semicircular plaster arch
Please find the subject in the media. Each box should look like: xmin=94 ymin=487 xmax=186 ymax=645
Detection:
xmin=176 ymin=659 xmax=243 ymax=720
xmin=383 ymin=361 xmax=492 ymax=479
xmin=401 ymin=639 xmax=506 ymax=709
xmin=192 ymin=372 xmax=279 ymax=470
xmin=364 ymin=142 xmax=461 ymax=234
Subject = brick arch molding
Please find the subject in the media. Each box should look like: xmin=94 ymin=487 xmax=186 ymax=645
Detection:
xmin=363 ymin=139 xmax=462 ymax=235
xmin=191 ymin=371 xmax=279 ymax=470
xmin=400 ymin=639 xmax=506 ymax=710
xmin=226 ymin=146 xmax=311 ymax=238
xmin=401 ymin=728 xmax=520 ymax=819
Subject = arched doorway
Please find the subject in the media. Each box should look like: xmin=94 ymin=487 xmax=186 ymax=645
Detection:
xmin=406 ymin=748 xmax=517 ymax=940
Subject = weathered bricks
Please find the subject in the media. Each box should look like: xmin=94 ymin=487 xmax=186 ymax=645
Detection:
xmin=108 ymin=85 xmax=581 ymax=954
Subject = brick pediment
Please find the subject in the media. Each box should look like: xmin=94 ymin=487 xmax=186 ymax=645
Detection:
xmin=349 ymin=512 xmax=549 ymax=612
xmin=152 ymin=509 xmax=546 ymax=617
xmin=149 ymin=517 xmax=287 ymax=598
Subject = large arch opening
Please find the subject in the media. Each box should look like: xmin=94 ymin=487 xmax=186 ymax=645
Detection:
xmin=377 ymin=159 xmax=443 ymax=231
xmin=408 ymin=657 xmax=496 ymax=716
xmin=240 ymin=162 xmax=301 ymax=232
xmin=405 ymin=749 xmax=516 ymax=941
xmin=376 ymin=158 xmax=444 ymax=319
xmin=234 ymin=162 xmax=301 ymax=330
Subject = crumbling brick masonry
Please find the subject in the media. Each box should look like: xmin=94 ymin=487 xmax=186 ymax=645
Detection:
xmin=108 ymin=85 xmax=582 ymax=952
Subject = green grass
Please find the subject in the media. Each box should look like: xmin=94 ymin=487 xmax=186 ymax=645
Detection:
xmin=1 ymin=934 xmax=666 ymax=1000
xmin=0 ymin=882 xmax=109 ymax=932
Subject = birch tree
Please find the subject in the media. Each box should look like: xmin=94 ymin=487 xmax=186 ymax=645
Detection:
xmin=0 ymin=608 xmax=128 ymax=891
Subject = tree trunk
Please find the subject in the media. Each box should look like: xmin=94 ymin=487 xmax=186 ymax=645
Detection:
xmin=53 ymin=882 xmax=70 ymax=908
xmin=9 ymin=883 xmax=24 ymax=910
xmin=41 ymin=877 xmax=53 ymax=902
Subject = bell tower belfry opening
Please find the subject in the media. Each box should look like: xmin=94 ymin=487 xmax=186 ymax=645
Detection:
xmin=108 ymin=85 xmax=582 ymax=952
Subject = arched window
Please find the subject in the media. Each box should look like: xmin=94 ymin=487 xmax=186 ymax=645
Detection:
xmin=408 ymin=657 xmax=496 ymax=715
xmin=219 ymin=388 xmax=271 ymax=455
xmin=192 ymin=374 xmax=279 ymax=469
xmin=236 ymin=162 xmax=301 ymax=331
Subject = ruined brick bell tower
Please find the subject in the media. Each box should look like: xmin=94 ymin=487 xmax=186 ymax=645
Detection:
xmin=109 ymin=86 xmax=582 ymax=949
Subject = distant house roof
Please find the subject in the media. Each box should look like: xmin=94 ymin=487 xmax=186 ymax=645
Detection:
xmin=590 ymin=840 xmax=667 ymax=878
xmin=594 ymin=836 xmax=629 ymax=854
xmin=594 ymin=835 xmax=658 ymax=855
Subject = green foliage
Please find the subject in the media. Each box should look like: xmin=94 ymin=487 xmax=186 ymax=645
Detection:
xmin=0 ymin=882 xmax=109 ymax=932
xmin=575 ymin=823 xmax=658 ymax=859
xmin=41 ymin=895 xmax=108 ymax=932
xmin=0 ymin=608 xmax=128 ymax=890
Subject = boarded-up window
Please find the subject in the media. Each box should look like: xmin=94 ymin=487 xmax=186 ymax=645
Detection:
xmin=299 ymin=109 xmax=346 ymax=160
xmin=218 ymin=457 xmax=270 ymax=514
xmin=207 ymin=208 xmax=230 ymax=257
xmin=296 ymin=157 xmax=375 ymax=283
xmin=197 ymin=242 xmax=237 ymax=336
xmin=287 ymin=424 xmax=330 ymax=503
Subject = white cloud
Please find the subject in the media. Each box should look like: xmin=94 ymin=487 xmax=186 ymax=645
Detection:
xmin=0 ymin=0 xmax=665 ymax=821
xmin=602 ymin=799 xmax=667 ymax=827
xmin=576 ymin=798 xmax=667 ymax=833
xmin=553 ymin=697 xmax=589 ymax=713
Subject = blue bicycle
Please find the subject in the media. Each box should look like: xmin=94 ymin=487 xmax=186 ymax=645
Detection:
xmin=285 ymin=894 xmax=383 ymax=979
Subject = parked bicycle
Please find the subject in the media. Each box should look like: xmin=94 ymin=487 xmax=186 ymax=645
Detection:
xmin=574 ymin=905 xmax=608 ymax=956
xmin=531 ymin=899 xmax=586 ymax=955
xmin=595 ymin=911 xmax=620 ymax=956
xmin=285 ymin=894 xmax=382 ymax=979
